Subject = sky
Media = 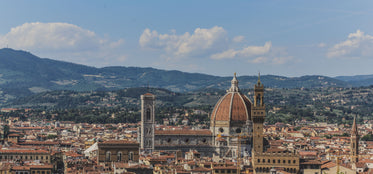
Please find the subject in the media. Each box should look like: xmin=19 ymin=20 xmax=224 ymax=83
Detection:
xmin=1 ymin=1 xmax=373 ymax=77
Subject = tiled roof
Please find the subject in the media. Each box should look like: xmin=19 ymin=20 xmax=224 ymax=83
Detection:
xmin=191 ymin=167 xmax=212 ymax=172
xmin=211 ymin=92 xmax=251 ymax=122
xmin=321 ymin=161 xmax=336 ymax=169
xmin=155 ymin=129 xmax=212 ymax=135
xmin=299 ymin=151 xmax=317 ymax=156
xmin=18 ymin=141 xmax=59 ymax=145
xmin=0 ymin=149 xmax=49 ymax=154
xmin=99 ymin=140 xmax=139 ymax=145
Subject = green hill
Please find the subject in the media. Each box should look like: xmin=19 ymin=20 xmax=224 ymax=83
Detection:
xmin=0 ymin=48 xmax=353 ymax=102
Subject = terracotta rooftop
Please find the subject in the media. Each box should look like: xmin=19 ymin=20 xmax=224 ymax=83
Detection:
xmin=0 ymin=149 xmax=49 ymax=154
xmin=211 ymin=92 xmax=251 ymax=122
xmin=19 ymin=141 xmax=59 ymax=145
xmin=155 ymin=129 xmax=212 ymax=135
xmin=99 ymin=140 xmax=139 ymax=145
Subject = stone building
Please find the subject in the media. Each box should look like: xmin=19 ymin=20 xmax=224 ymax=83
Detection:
xmin=140 ymin=73 xmax=302 ymax=173
xmin=140 ymin=74 xmax=254 ymax=158
xmin=97 ymin=140 xmax=139 ymax=166
xmin=154 ymin=129 xmax=214 ymax=157
xmin=0 ymin=149 xmax=51 ymax=164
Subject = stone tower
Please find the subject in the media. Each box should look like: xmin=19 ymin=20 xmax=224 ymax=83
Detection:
xmin=252 ymin=73 xmax=265 ymax=153
xmin=350 ymin=115 xmax=359 ymax=163
xmin=141 ymin=93 xmax=156 ymax=152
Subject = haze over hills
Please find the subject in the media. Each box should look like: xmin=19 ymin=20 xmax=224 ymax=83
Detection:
xmin=0 ymin=48 xmax=371 ymax=101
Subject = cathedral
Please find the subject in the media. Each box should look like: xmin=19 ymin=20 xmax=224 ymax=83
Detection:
xmin=139 ymin=73 xmax=300 ymax=173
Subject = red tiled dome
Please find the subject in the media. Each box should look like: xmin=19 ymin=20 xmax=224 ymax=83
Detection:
xmin=211 ymin=92 xmax=251 ymax=122
xmin=210 ymin=74 xmax=252 ymax=123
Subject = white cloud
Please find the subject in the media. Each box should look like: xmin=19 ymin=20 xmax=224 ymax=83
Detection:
xmin=317 ymin=42 xmax=326 ymax=48
xmin=272 ymin=56 xmax=293 ymax=64
xmin=232 ymin=35 xmax=245 ymax=43
xmin=249 ymin=57 xmax=269 ymax=64
xmin=139 ymin=26 xmax=228 ymax=57
xmin=0 ymin=22 xmax=125 ymax=65
xmin=139 ymin=26 xmax=292 ymax=66
xmin=211 ymin=41 xmax=272 ymax=60
xmin=327 ymin=30 xmax=373 ymax=58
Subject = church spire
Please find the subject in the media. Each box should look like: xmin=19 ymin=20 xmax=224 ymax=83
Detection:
xmin=257 ymin=72 xmax=261 ymax=85
xmin=228 ymin=72 xmax=240 ymax=92
xmin=350 ymin=114 xmax=359 ymax=163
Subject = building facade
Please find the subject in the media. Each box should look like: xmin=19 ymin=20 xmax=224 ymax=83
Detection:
xmin=140 ymin=74 xmax=302 ymax=173
xmin=97 ymin=140 xmax=139 ymax=166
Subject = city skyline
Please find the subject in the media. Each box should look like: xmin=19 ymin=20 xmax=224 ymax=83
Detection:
xmin=1 ymin=1 xmax=373 ymax=77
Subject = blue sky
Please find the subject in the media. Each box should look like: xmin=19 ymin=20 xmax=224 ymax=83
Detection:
xmin=1 ymin=1 xmax=373 ymax=77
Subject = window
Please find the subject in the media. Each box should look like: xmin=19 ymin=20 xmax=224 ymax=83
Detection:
xmin=273 ymin=159 xmax=275 ymax=163
xmin=288 ymin=160 xmax=290 ymax=164
xmin=293 ymin=160 xmax=296 ymax=163
xmin=283 ymin=160 xmax=286 ymax=163
xmin=256 ymin=94 xmax=261 ymax=106
xmin=258 ymin=159 xmax=260 ymax=163
xmin=268 ymin=159 xmax=270 ymax=163
xmin=146 ymin=108 xmax=151 ymax=121
xmin=219 ymin=128 xmax=224 ymax=133
xmin=117 ymin=152 xmax=122 ymax=162
xmin=278 ymin=159 xmax=280 ymax=163
xmin=106 ymin=151 xmax=111 ymax=161
xmin=129 ymin=152 xmax=134 ymax=161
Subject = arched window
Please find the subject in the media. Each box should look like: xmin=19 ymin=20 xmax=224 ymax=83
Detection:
xmin=106 ymin=151 xmax=111 ymax=161
xmin=146 ymin=108 xmax=151 ymax=121
xmin=129 ymin=151 xmax=134 ymax=161
xmin=117 ymin=152 xmax=122 ymax=162
xmin=256 ymin=94 xmax=261 ymax=106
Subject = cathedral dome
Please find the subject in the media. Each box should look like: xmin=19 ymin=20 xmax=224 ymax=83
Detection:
xmin=210 ymin=74 xmax=252 ymax=123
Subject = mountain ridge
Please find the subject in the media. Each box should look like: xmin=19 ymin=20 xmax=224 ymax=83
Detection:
xmin=0 ymin=48 xmax=370 ymax=102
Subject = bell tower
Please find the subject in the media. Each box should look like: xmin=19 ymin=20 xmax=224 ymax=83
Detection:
xmin=141 ymin=93 xmax=155 ymax=153
xmin=350 ymin=115 xmax=359 ymax=163
xmin=252 ymin=73 xmax=265 ymax=153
